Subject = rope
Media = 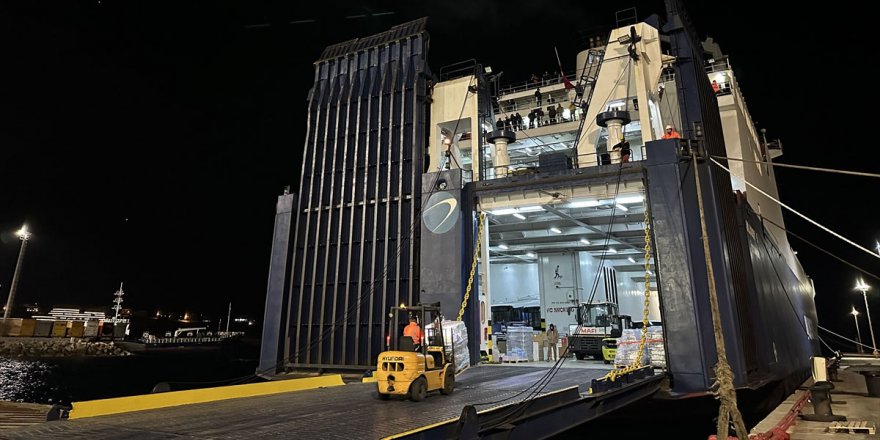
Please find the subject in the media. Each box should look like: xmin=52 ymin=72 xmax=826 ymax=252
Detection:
xmin=759 ymin=216 xmax=880 ymax=284
xmin=710 ymin=155 xmax=880 ymax=179
xmin=693 ymin=154 xmax=748 ymax=440
xmin=710 ymin=158 xmax=880 ymax=261
xmin=818 ymin=324 xmax=876 ymax=352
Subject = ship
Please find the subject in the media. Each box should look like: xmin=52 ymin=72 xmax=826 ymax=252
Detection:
xmin=257 ymin=0 xmax=818 ymax=435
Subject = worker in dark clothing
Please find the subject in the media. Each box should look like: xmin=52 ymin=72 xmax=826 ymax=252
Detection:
xmin=535 ymin=88 xmax=542 ymax=106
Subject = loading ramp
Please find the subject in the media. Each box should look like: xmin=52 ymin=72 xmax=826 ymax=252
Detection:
xmin=1 ymin=365 xmax=662 ymax=439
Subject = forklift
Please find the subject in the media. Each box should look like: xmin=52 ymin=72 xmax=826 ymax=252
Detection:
xmin=375 ymin=303 xmax=455 ymax=401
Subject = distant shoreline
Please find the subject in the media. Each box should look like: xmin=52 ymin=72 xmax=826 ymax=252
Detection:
xmin=0 ymin=337 xmax=131 ymax=358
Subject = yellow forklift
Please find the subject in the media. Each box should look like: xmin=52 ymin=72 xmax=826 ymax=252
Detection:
xmin=375 ymin=303 xmax=455 ymax=401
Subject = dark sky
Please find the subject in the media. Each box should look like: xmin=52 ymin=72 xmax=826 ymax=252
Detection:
xmin=1 ymin=1 xmax=878 ymax=346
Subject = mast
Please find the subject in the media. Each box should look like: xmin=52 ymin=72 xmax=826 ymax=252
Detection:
xmin=112 ymin=282 xmax=125 ymax=321
xmin=226 ymin=302 xmax=232 ymax=333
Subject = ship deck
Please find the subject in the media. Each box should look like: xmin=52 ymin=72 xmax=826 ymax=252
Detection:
xmin=0 ymin=364 xmax=663 ymax=439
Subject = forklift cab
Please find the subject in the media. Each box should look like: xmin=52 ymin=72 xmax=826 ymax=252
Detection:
xmin=386 ymin=303 xmax=448 ymax=369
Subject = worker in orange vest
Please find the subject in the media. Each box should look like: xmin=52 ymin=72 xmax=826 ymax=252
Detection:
xmin=403 ymin=316 xmax=423 ymax=348
xmin=661 ymin=125 xmax=681 ymax=139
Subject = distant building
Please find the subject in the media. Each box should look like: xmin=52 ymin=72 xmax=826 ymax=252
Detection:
xmin=32 ymin=307 xmax=106 ymax=322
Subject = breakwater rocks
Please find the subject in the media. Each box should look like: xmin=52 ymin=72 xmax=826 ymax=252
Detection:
xmin=0 ymin=338 xmax=131 ymax=357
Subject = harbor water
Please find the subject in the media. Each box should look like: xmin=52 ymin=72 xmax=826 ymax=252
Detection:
xmin=1 ymin=349 xmax=258 ymax=404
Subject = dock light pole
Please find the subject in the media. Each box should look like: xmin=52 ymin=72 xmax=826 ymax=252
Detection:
xmin=851 ymin=307 xmax=864 ymax=353
xmin=854 ymin=279 xmax=880 ymax=356
xmin=3 ymin=225 xmax=31 ymax=319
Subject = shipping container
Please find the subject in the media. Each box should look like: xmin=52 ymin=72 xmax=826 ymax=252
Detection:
xmin=51 ymin=320 xmax=69 ymax=337
xmin=34 ymin=320 xmax=53 ymax=337
xmin=19 ymin=319 xmax=36 ymax=337
xmin=69 ymin=321 xmax=85 ymax=337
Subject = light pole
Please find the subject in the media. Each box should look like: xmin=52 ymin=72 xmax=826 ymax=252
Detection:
xmin=851 ymin=307 xmax=863 ymax=353
xmin=854 ymin=279 xmax=880 ymax=356
xmin=3 ymin=225 xmax=31 ymax=319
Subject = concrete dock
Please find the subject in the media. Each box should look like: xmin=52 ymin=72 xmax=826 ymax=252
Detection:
xmin=750 ymin=357 xmax=879 ymax=439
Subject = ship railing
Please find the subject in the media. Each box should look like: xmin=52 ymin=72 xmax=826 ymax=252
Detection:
xmin=478 ymin=145 xmax=648 ymax=181
xmin=497 ymin=69 xmax=578 ymax=96
xmin=493 ymin=96 xmax=581 ymax=120
xmin=704 ymin=58 xmax=731 ymax=74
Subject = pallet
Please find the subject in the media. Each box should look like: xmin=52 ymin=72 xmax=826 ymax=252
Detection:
xmin=827 ymin=421 xmax=876 ymax=434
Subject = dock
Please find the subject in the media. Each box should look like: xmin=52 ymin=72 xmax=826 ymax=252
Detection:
xmin=750 ymin=356 xmax=880 ymax=439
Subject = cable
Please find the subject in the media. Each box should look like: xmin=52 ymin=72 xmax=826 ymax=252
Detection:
xmin=710 ymin=158 xmax=880 ymax=261
xmin=759 ymin=216 xmax=880 ymax=284
xmin=818 ymin=325 xmax=875 ymax=352
xmin=710 ymin=155 xmax=880 ymax=179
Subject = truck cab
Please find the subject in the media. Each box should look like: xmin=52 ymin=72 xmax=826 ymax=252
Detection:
xmin=568 ymin=302 xmax=626 ymax=361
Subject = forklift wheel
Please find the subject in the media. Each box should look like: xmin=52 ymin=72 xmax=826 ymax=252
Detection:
xmin=440 ymin=369 xmax=455 ymax=395
xmin=410 ymin=377 xmax=427 ymax=402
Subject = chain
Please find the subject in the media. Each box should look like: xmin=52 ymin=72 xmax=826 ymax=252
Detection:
xmin=604 ymin=201 xmax=652 ymax=382
xmin=457 ymin=212 xmax=486 ymax=322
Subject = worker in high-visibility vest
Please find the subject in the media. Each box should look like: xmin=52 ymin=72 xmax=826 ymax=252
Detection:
xmin=403 ymin=317 xmax=423 ymax=349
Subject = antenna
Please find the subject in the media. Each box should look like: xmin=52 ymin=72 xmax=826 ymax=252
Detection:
xmin=112 ymin=282 xmax=125 ymax=321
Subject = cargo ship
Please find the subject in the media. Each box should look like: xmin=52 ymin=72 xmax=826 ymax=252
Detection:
xmin=256 ymin=0 xmax=819 ymax=435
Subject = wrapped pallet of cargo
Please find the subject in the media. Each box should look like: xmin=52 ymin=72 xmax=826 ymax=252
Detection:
xmin=51 ymin=320 xmax=69 ymax=337
xmin=614 ymin=328 xmax=648 ymax=367
xmin=69 ymin=321 xmax=85 ymax=337
xmin=34 ymin=319 xmax=53 ymax=337
xmin=504 ymin=326 xmax=534 ymax=362
xmin=19 ymin=319 xmax=36 ymax=337
xmin=646 ymin=326 xmax=666 ymax=368
xmin=83 ymin=319 xmax=99 ymax=337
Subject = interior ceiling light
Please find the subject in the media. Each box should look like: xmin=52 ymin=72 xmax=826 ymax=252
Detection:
xmin=517 ymin=206 xmax=543 ymax=213
xmin=607 ymin=248 xmax=617 ymax=253
xmin=615 ymin=204 xmax=628 ymax=211
xmin=627 ymin=256 xmax=636 ymax=263
xmin=489 ymin=206 xmax=543 ymax=216
xmin=499 ymin=244 xmax=509 ymax=250
xmin=615 ymin=195 xmax=644 ymax=204
xmin=512 ymin=213 xmax=526 ymax=220
xmin=526 ymin=252 xmax=537 ymax=258
xmin=566 ymin=199 xmax=600 ymax=208
xmin=579 ymin=238 xmax=591 ymax=245
xmin=550 ymin=227 xmax=562 ymax=234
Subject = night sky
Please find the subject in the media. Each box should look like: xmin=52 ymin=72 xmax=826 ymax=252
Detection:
xmin=2 ymin=1 xmax=878 ymax=347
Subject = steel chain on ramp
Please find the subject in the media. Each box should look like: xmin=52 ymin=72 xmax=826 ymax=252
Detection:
xmin=604 ymin=202 xmax=652 ymax=382
xmin=457 ymin=212 xmax=486 ymax=322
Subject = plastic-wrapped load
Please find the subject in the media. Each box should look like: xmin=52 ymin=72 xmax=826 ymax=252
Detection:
xmin=505 ymin=326 xmax=534 ymax=362
xmin=646 ymin=326 xmax=666 ymax=368
xmin=426 ymin=320 xmax=471 ymax=373
xmin=613 ymin=329 xmax=648 ymax=367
